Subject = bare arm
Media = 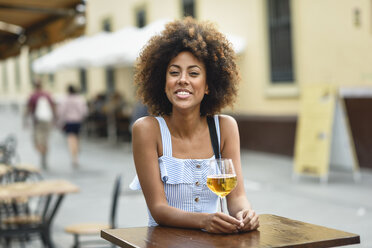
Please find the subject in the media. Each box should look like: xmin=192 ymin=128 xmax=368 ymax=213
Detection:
xmin=132 ymin=116 xmax=242 ymax=233
xmin=220 ymin=115 xmax=259 ymax=231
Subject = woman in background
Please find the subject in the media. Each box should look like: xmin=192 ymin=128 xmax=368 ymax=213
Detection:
xmin=58 ymin=85 xmax=88 ymax=168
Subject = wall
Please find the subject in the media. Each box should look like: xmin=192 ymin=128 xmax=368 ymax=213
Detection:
xmin=1 ymin=0 xmax=371 ymax=163
xmin=294 ymin=0 xmax=372 ymax=87
xmin=83 ymin=0 xmax=182 ymax=104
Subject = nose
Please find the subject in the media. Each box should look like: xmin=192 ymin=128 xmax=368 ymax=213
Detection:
xmin=177 ymin=72 xmax=188 ymax=85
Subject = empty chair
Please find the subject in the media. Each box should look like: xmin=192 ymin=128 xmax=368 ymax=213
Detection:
xmin=0 ymin=167 xmax=52 ymax=247
xmin=0 ymin=135 xmax=19 ymax=165
xmin=65 ymin=175 xmax=122 ymax=248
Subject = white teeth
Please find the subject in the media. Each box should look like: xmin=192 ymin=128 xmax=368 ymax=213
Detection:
xmin=176 ymin=91 xmax=190 ymax=95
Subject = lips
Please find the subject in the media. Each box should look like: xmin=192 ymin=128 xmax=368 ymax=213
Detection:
xmin=175 ymin=89 xmax=192 ymax=95
xmin=174 ymin=89 xmax=192 ymax=99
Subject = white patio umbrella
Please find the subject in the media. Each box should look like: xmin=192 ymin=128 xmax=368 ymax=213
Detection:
xmin=89 ymin=19 xmax=169 ymax=67
xmin=88 ymin=25 xmax=140 ymax=67
xmin=61 ymin=32 xmax=112 ymax=68
xmin=32 ymin=19 xmax=246 ymax=73
xmin=32 ymin=32 xmax=111 ymax=73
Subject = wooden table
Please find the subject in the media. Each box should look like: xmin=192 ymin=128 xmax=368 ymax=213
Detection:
xmin=0 ymin=179 xmax=79 ymax=248
xmin=0 ymin=163 xmax=42 ymax=182
xmin=0 ymin=164 xmax=11 ymax=177
xmin=101 ymin=214 xmax=360 ymax=248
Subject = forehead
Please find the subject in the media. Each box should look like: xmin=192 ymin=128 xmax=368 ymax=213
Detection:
xmin=168 ymin=51 xmax=204 ymax=68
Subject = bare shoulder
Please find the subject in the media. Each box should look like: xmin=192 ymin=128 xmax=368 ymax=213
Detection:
xmin=132 ymin=116 xmax=161 ymax=152
xmin=218 ymin=114 xmax=238 ymax=129
xmin=132 ymin=116 xmax=160 ymax=139
xmin=218 ymin=115 xmax=240 ymax=155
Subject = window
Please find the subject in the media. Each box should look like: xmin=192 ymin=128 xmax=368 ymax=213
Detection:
xmin=136 ymin=8 xmax=146 ymax=28
xmin=102 ymin=18 xmax=112 ymax=32
xmin=47 ymin=47 xmax=54 ymax=84
xmin=2 ymin=64 xmax=7 ymax=92
xmin=15 ymin=57 xmax=21 ymax=91
xmin=28 ymin=52 xmax=35 ymax=85
xmin=267 ymin=0 xmax=294 ymax=83
xmin=106 ymin=67 xmax=115 ymax=94
xmin=182 ymin=0 xmax=195 ymax=18
xmin=80 ymin=69 xmax=87 ymax=93
xmin=102 ymin=18 xmax=115 ymax=94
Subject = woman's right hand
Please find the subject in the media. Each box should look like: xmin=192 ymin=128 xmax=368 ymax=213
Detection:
xmin=202 ymin=212 xmax=242 ymax=234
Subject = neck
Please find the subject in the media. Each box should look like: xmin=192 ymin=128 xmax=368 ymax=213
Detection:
xmin=166 ymin=108 xmax=205 ymax=138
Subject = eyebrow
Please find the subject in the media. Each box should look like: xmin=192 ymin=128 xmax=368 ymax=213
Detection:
xmin=168 ymin=64 xmax=202 ymax=70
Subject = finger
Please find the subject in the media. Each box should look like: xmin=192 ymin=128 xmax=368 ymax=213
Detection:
xmin=217 ymin=212 xmax=242 ymax=226
xmin=207 ymin=220 xmax=235 ymax=234
xmin=249 ymin=215 xmax=260 ymax=230
xmin=213 ymin=214 xmax=241 ymax=233
xmin=235 ymin=211 xmax=243 ymax=221
xmin=238 ymin=210 xmax=256 ymax=231
xmin=234 ymin=211 xmax=246 ymax=229
xmin=247 ymin=210 xmax=257 ymax=222
xmin=217 ymin=219 xmax=240 ymax=233
xmin=244 ymin=213 xmax=259 ymax=231
xmin=205 ymin=213 xmax=237 ymax=234
xmin=241 ymin=210 xmax=252 ymax=226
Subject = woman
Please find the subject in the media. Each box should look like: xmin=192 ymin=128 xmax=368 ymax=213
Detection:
xmin=130 ymin=17 xmax=259 ymax=233
xmin=58 ymin=85 xmax=88 ymax=168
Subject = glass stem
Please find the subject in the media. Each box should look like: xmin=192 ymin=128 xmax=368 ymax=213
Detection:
xmin=220 ymin=197 xmax=226 ymax=214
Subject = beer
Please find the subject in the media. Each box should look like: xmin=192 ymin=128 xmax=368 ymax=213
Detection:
xmin=207 ymin=174 xmax=237 ymax=197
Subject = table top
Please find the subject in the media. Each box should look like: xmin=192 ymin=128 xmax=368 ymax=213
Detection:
xmin=0 ymin=164 xmax=11 ymax=176
xmin=0 ymin=163 xmax=40 ymax=176
xmin=0 ymin=179 xmax=79 ymax=200
xmin=101 ymin=214 xmax=360 ymax=248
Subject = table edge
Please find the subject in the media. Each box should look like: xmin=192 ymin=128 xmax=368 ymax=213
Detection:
xmin=101 ymin=229 xmax=140 ymax=248
xmin=100 ymin=214 xmax=361 ymax=248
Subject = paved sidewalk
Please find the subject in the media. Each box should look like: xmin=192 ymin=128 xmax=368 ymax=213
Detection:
xmin=1 ymin=107 xmax=371 ymax=247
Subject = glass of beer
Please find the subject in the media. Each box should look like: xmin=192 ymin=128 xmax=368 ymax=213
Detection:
xmin=207 ymin=158 xmax=237 ymax=213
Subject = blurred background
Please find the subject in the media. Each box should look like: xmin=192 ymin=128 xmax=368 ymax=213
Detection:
xmin=1 ymin=0 xmax=372 ymax=167
xmin=0 ymin=0 xmax=371 ymax=247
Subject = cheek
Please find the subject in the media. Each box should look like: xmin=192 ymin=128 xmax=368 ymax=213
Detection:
xmin=165 ymin=78 xmax=172 ymax=92
xmin=164 ymin=81 xmax=173 ymax=99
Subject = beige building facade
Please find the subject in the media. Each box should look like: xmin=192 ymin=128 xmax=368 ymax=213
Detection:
xmin=1 ymin=0 xmax=371 ymax=112
xmin=1 ymin=0 xmax=371 ymax=165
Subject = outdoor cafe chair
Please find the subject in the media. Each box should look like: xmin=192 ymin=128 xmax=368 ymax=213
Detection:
xmin=65 ymin=174 xmax=122 ymax=248
xmin=0 ymin=134 xmax=19 ymax=165
xmin=0 ymin=166 xmax=47 ymax=247
xmin=0 ymin=163 xmax=42 ymax=184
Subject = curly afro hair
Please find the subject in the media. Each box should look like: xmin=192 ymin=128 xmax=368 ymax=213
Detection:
xmin=134 ymin=17 xmax=240 ymax=116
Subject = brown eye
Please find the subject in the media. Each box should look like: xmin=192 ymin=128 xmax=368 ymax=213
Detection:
xmin=169 ymin=71 xmax=179 ymax=76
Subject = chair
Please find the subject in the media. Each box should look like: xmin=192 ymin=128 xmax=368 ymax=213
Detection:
xmin=0 ymin=165 xmax=49 ymax=247
xmin=0 ymin=135 xmax=19 ymax=165
xmin=65 ymin=175 xmax=122 ymax=248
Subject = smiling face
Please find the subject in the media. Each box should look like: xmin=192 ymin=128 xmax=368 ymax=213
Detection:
xmin=165 ymin=51 xmax=208 ymax=114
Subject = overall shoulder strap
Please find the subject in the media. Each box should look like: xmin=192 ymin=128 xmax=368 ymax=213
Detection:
xmin=155 ymin=116 xmax=172 ymax=157
xmin=207 ymin=116 xmax=220 ymax=159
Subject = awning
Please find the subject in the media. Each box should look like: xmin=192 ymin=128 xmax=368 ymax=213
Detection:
xmin=0 ymin=0 xmax=85 ymax=60
xmin=32 ymin=19 xmax=246 ymax=74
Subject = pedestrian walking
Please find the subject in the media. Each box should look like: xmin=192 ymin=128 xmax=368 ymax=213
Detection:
xmin=57 ymin=85 xmax=88 ymax=168
xmin=24 ymin=80 xmax=56 ymax=169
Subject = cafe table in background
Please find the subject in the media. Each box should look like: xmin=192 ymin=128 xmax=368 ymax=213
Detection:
xmin=101 ymin=214 xmax=360 ymax=248
xmin=0 ymin=179 xmax=79 ymax=248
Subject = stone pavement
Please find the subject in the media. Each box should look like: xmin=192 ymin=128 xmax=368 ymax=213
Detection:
xmin=1 ymin=107 xmax=371 ymax=248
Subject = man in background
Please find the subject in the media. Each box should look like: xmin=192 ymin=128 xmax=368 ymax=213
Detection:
xmin=24 ymin=80 xmax=56 ymax=169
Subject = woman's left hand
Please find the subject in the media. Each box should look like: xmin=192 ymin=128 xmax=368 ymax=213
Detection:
xmin=235 ymin=209 xmax=259 ymax=232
